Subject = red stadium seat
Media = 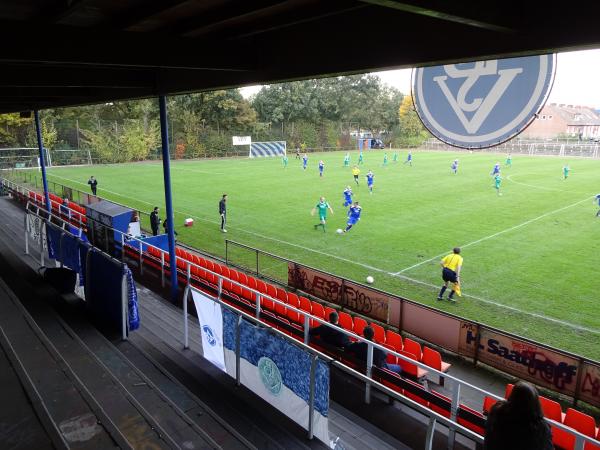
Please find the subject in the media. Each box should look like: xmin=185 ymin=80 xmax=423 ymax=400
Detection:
xmin=422 ymin=347 xmax=451 ymax=375
xmin=382 ymin=343 xmax=397 ymax=364
xmin=299 ymin=296 xmax=312 ymax=313
xmin=287 ymin=292 xmax=300 ymax=306
xmin=403 ymin=379 xmax=430 ymax=408
xmin=338 ymin=311 xmax=354 ymax=331
xmin=505 ymin=383 xmax=514 ymax=399
xmin=276 ymin=288 xmax=288 ymax=303
xmin=457 ymin=404 xmax=486 ymax=436
xmin=266 ymin=283 xmax=277 ymax=300
xmin=286 ymin=294 xmax=301 ymax=323
xmin=397 ymin=350 xmax=428 ymax=381
xmin=246 ymin=275 xmax=257 ymax=291
xmin=324 ymin=306 xmax=336 ymax=321
xmin=482 ymin=396 xmax=499 ymax=415
xmin=553 ymin=408 xmax=598 ymax=450
xmin=403 ymin=338 xmax=422 ymax=361
xmin=311 ymin=302 xmax=325 ymax=328
xmin=354 ymin=317 xmax=368 ymax=336
xmin=385 ymin=330 xmax=403 ymax=351
xmin=430 ymin=390 xmax=452 ymax=418
xmin=539 ymin=396 xmax=564 ymax=422
xmin=256 ymin=280 xmax=268 ymax=295
xmin=370 ymin=323 xmax=385 ymax=344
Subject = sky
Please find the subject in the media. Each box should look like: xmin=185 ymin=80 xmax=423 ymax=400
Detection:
xmin=240 ymin=49 xmax=600 ymax=109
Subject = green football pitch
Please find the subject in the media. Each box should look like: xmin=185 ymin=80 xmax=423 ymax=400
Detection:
xmin=44 ymin=150 xmax=600 ymax=360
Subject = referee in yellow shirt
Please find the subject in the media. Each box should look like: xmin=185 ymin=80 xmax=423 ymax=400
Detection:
xmin=352 ymin=165 xmax=360 ymax=185
xmin=437 ymin=247 xmax=463 ymax=302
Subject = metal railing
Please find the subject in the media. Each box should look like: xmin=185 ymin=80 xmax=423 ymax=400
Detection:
xmin=11 ymin=180 xmax=600 ymax=450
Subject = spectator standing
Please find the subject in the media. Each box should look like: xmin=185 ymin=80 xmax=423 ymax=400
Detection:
xmin=87 ymin=176 xmax=98 ymax=196
xmin=484 ymin=381 xmax=553 ymax=450
xmin=163 ymin=218 xmax=177 ymax=238
xmin=437 ymin=247 xmax=462 ymax=302
xmin=309 ymin=311 xmax=350 ymax=349
xmin=219 ymin=194 xmax=227 ymax=233
xmin=347 ymin=326 xmax=401 ymax=374
xmin=150 ymin=207 xmax=161 ymax=236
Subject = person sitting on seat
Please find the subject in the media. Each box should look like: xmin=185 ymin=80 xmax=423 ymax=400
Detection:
xmin=347 ymin=326 xmax=402 ymax=374
xmin=309 ymin=311 xmax=350 ymax=349
xmin=484 ymin=381 xmax=553 ymax=450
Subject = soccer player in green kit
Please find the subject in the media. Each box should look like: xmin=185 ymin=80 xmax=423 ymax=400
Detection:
xmin=505 ymin=153 xmax=512 ymax=167
xmin=563 ymin=163 xmax=570 ymax=179
xmin=358 ymin=151 xmax=364 ymax=165
xmin=494 ymin=173 xmax=502 ymax=195
xmin=311 ymin=197 xmax=334 ymax=232
xmin=383 ymin=153 xmax=388 ymax=167
xmin=392 ymin=152 xmax=399 ymax=163
xmin=282 ymin=154 xmax=288 ymax=168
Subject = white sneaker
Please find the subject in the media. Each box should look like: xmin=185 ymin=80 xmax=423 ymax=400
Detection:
xmin=221 ymin=229 xmax=227 ymax=233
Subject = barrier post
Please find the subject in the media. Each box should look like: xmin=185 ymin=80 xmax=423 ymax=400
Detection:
xmin=365 ymin=342 xmax=373 ymax=404
xmin=161 ymin=251 xmax=165 ymax=288
xmin=138 ymin=239 xmax=143 ymax=275
xmin=40 ymin=222 xmax=45 ymax=266
xmin=573 ymin=357 xmax=584 ymax=407
xmin=183 ymin=286 xmax=189 ymax=349
xmin=34 ymin=110 xmax=51 ymax=213
xmin=235 ymin=314 xmax=242 ymax=386
xmin=307 ymin=354 xmax=317 ymax=440
xmin=255 ymin=249 xmax=259 ymax=276
xmin=120 ymin=234 xmax=125 ymax=262
xmin=304 ymin=314 xmax=310 ymax=345
xmin=24 ymin=214 xmax=29 ymax=255
xmin=225 ymin=240 xmax=228 ymax=266
xmin=424 ymin=417 xmax=436 ymax=450
xmin=255 ymin=292 xmax=261 ymax=319
xmin=574 ymin=435 xmax=585 ymax=450
xmin=187 ymin=262 xmax=191 ymax=284
xmin=448 ymin=381 xmax=461 ymax=449
xmin=121 ymin=272 xmax=128 ymax=341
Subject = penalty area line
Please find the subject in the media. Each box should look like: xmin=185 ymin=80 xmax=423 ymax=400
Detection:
xmin=48 ymin=173 xmax=600 ymax=335
xmin=392 ymin=194 xmax=595 ymax=275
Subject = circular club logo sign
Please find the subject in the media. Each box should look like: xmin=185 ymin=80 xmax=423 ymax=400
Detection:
xmin=258 ymin=357 xmax=282 ymax=396
xmin=202 ymin=325 xmax=217 ymax=347
xmin=412 ymin=54 xmax=555 ymax=148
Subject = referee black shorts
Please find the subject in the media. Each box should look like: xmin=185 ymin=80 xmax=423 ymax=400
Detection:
xmin=442 ymin=267 xmax=457 ymax=283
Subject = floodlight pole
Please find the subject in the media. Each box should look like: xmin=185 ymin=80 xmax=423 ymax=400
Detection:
xmin=34 ymin=110 xmax=51 ymax=212
xmin=158 ymin=96 xmax=178 ymax=302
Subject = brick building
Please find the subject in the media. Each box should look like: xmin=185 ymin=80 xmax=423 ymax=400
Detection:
xmin=521 ymin=103 xmax=600 ymax=139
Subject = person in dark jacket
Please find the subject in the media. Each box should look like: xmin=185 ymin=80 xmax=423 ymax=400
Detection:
xmin=309 ymin=311 xmax=349 ymax=349
xmin=162 ymin=217 xmax=177 ymax=238
xmin=87 ymin=176 xmax=98 ymax=195
xmin=484 ymin=381 xmax=553 ymax=450
xmin=219 ymin=194 xmax=227 ymax=232
xmin=150 ymin=207 xmax=161 ymax=236
xmin=347 ymin=326 xmax=401 ymax=374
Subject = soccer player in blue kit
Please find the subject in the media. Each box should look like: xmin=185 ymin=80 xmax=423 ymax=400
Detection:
xmin=318 ymin=160 xmax=325 ymax=177
xmin=491 ymin=162 xmax=501 ymax=177
xmin=366 ymin=170 xmax=374 ymax=194
xmin=451 ymin=159 xmax=459 ymax=174
xmin=343 ymin=201 xmax=362 ymax=233
xmin=343 ymin=186 xmax=353 ymax=207
xmin=302 ymin=153 xmax=308 ymax=170
xmin=595 ymin=193 xmax=600 ymax=217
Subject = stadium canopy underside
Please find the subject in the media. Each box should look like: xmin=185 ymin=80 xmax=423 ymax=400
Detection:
xmin=2 ymin=0 xmax=600 ymax=113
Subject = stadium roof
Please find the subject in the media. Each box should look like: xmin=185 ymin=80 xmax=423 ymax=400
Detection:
xmin=2 ymin=0 xmax=600 ymax=113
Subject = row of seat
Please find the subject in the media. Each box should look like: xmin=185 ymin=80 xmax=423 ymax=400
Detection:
xmin=484 ymin=384 xmax=600 ymax=450
xmin=28 ymin=191 xmax=87 ymax=225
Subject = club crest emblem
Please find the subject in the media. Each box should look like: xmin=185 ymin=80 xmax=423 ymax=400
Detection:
xmin=413 ymin=55 xmax=555 ymax=148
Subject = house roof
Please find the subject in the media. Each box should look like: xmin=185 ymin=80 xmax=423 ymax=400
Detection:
xmin=546 ymin=104 xmax=600 ymax=126
xmin=2 ymin=1 xmax=600 ymax=113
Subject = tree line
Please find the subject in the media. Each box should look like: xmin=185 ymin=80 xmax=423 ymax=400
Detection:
xmin=0 ymin=74 xmax=429 ymax=164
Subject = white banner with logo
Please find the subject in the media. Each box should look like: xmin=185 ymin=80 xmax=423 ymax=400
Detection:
xmin=191 ymin=289 xmax=226 ymax=372
xmin=232 ymin=136 xmax=251 ymax=146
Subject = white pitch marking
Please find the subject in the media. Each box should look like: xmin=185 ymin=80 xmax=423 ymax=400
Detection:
xmin=392 ymin=194 xmax=595 ymax=275
xmin=46 ymin=173 xmax=600 ymax=335
xmin=506 ymin=174 xmax=571 ymax=192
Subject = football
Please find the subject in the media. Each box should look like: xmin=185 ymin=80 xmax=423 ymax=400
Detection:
xmin=366 ymin=276 xmax=374 ymax=284
xmin=336 ymin=228 xmax=344 ymax=234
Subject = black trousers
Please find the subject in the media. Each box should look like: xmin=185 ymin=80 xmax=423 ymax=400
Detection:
xmin=221 ymin=213 xmax=226 ymax=230
xmin=151 ymin=226 xmax=158 ymax=236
